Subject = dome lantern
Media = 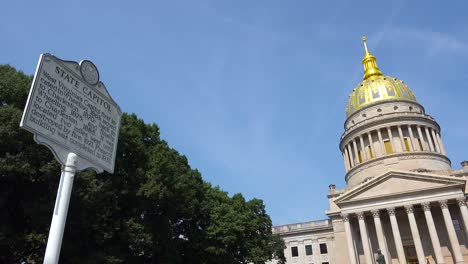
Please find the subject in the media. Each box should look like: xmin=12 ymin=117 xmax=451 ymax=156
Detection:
xmin=361 ymin=36 xmax=383 ymax=80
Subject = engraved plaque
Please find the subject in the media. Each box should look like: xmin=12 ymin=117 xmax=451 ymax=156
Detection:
xmin=20 ymin=54 xmax=122 ymax=173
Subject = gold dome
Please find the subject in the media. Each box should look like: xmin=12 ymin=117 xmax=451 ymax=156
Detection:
xmin=346 ymin=37 xmax=417 ymax=117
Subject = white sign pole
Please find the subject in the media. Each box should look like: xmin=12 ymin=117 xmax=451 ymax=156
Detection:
xmin=43 ymin=152 xmax=77 ymax=264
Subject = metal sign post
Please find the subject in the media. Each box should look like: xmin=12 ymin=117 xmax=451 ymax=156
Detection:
xmin=43 ymin=153 xmax=77 ymax=264
xmin=20 ymin=54 xmax=122 ymax=264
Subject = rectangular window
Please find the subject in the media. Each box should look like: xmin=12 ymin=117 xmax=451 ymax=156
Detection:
xmin=404 ymin=138 xmax=411 ymax=151
xmin=305 ymin=245 xmax=313 ymax=255
xmin=322 ymin=262 xmax=329 ymax=264
xmin=453 ymin=219 xmax=462 ymax=231
xmin=358 ymin=150 xmax=363 ymax=163
xmin=384 ymin=140 xmax=393 ymax=154
xmin=368 ymin=145 xmax=374 ymax=158
xmin=291 ymin=246 xmax=298 ymax=257
xmin=320 ymin=243 xmax=328 ymax=254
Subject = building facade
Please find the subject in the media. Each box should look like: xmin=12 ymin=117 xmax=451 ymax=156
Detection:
xmin=270 ymin=38 xmax=468 ymax=264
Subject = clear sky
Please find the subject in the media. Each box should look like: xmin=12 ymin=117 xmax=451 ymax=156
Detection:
xmin=2 ymin=0 xmax=468 ymax=225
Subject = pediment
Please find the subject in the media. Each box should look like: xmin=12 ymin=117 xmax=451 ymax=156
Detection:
xmin=335 ymin=170 xmax=465 ymax=204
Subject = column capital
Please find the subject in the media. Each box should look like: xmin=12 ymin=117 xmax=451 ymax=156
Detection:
xmin=438 ymin=200 xmax=448 ymax=209
xmin=356 ymin=211 xmax=365 ymax=220
xmin=404 ymin=204 xmax=414 ymax=214
xmin=421 ymin=202 xmax=431 ymax=211
xmin=457 ymin=197 xmax=467 ymax=207
xmin=386 ymin=207 xmax=396 ymax=216
xmin=371 ymin=209 xmax=380 ymax=218
xmin=341 ymin=213 xmax=349 ymax=222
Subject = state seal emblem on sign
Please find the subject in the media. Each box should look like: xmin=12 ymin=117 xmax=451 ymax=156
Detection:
xmin=80 ymin=60 xmax=99 ymax=85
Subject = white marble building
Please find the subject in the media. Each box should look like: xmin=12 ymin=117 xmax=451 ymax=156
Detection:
xmin=270 ymin=38 xmax=468 ymax=264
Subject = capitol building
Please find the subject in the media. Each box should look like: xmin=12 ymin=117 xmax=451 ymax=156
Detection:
xmin=270 ymin=38 xmax=468 ymax=264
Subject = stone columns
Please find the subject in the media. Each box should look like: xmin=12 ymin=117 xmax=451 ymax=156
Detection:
xmin=377 ymin=128 xmax=385 ymax=156
xmin=431 ymin=129 xmax=441 ymax=153
xmin=397 ymin=125 xmax=406 ymax=152
xmin=387 ymin=207 xmax=406 ymax=264
xmin=352 ymin=139 xmax=359 ymax=164
xmin=357 ymin=212 xmax=373 ymax=264
xmin=342 ymin=214 xmax=357 ymax=264
xmin=347 ymin=144 xmax=355 ymax=167
xmin=425 ymin=126 xmax=435 ymax=152
xmin=408 ymin=125 xmax=417 ymax=151
xmin=342 ymin=153 xmax=347 ymax=171
xmin=439 ymin=200 xmax=464 ymax=263
xmin=405 ymin=205 xmax=426 ymax=264
xmin=417 ymin=126 xmax=426 ymax=151
xmin=359 ymin=135 xmax=367 ymax=161
xmin=343 ymin=149 xmax=350 ymax=171
xmin=367 ymin=132 xmax=373 ymax=159
xmin=421 ymin=202 xmax=445 ymax=264
xmin=387 ymin=127 xmax=395 ymax=152
xmin=372 ymin=210 xmax=390 ymax=263
xmin=457 ymin=197 xmax=468 ymax=239
xmin=436 ymin=132 xmax=447 ymax=155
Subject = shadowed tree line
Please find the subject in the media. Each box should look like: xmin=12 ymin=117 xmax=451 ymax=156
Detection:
xmin=0 ymin=65 xmax=285 ymax=264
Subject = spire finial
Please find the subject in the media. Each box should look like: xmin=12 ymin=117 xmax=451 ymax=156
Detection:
xmin=360 ymin=36 xmax=383 ymax=80
xmin=362 ymin=36 xmax=369 ymax=54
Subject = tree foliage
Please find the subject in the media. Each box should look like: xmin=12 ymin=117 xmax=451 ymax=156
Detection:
xmin=0 ymin=64 xmax=285 ymax=264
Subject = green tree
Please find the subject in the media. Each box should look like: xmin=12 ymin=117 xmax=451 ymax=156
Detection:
xmin=0 ymin=64 xmax=285 ymax=264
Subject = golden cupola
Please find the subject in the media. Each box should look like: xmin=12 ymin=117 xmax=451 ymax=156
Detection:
xmin=346 ymin=36 xmax=417 ymax=117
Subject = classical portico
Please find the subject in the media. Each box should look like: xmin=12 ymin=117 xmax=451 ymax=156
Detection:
xmin=332 ymin=171 xmax=468 ymax=264
xmin=268 ymin=37 xmax=468 ymax=264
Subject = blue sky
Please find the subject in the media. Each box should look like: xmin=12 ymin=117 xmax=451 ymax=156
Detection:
xmin=2 ymin=0 xmax=468 ymax=225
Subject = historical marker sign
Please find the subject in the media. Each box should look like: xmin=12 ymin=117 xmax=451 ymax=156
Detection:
xmin=20 ymin=54 xmax=122 ymax=264
xmin=20 ymin=54 xmax=122 ymax=173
